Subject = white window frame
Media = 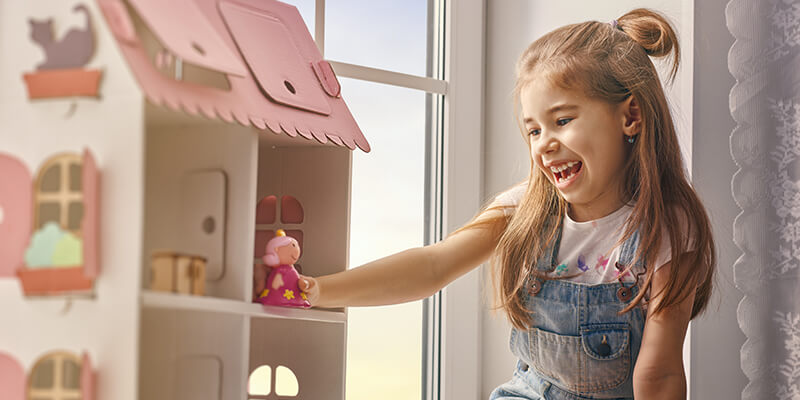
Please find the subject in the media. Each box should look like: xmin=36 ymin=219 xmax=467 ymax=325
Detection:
xmin=437 ymin=1 xmax=484 ymax=399
xmin=313 ymin=1 xmax=485 ymax=399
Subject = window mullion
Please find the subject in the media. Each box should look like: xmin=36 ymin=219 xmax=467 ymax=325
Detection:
xmin=328 ymin=61 xmax=447 ymax=95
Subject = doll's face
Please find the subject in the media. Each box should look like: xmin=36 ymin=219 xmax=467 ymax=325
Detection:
xmin=276 ymin=240 xmax=300 ymax=264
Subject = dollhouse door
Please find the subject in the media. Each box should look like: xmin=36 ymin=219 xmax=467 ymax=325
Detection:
xmin=0 ymin=154 xmax=32 ymax=277
xmin=180 ymin=170 xmax=226 ymax=280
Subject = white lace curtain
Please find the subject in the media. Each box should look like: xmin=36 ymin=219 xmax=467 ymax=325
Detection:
xmin=727 ymin=0 xmax=800 ymax=399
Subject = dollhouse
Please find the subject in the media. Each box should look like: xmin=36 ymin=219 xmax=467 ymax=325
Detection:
xmin=0 ymin=0 xmax=368 ymax=399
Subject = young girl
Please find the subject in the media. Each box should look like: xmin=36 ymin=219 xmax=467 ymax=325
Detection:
xmin=297 ymin=8 xmax=715 ymax=400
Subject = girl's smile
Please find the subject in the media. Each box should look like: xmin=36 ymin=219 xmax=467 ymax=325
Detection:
xmin=548 ymin=160 xmax=583 ymax=188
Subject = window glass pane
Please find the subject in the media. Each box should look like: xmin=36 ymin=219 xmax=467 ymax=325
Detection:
xmin=69 ymin=163 xmax=82 ymax=192
xmin=248 ymin=365 xmax=271 ymax=395
xmin=30 ymin=359 xmax=54 ymax=388
xmin=62 ymin=360 xmax=81 ymax=389
xmin=274 ymin=366 xmax=299 ymax=396
xmin=326 ymin=1 xmax=429 ymax=77
xmin=38 ymin=203 xmax=60 ymax=229
xmin=344 ymin=77 xmax=425 ymax=400
xmin=67 ymin=202 xmax=83 ymax=231
xmin=280 ymin=0 xmax=315 ymax=39
xmin=41 ymin=165 xmax=60 ymax=192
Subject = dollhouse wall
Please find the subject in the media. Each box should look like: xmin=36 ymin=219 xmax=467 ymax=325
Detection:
xmin=0 ymin=1 xmax=144 ymax=399
xmin=143 ymin=110 xmax=258 ymax=302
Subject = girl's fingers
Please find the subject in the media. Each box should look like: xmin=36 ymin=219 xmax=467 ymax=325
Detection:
xmin=296 ymin=275 xmax=319 ymax=306
xmin=298 ymin=275 xmax=313 ymax=291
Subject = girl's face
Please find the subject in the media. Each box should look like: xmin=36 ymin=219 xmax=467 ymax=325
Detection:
xmin=521 ymin=77 xmax=638 ymax=222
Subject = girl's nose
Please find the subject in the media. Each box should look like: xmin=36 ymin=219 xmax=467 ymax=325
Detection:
xmin=534 ymin=132 xmax=559 ymax=155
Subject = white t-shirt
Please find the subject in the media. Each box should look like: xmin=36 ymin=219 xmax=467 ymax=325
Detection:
xmin=491 ymin=184 xmax=673 ymax=284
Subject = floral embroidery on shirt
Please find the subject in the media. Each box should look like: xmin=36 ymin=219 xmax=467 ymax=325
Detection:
xmin=554 ymin=263 xmax=568 ymax=275
xmin=577 ymin=255 xmax=589 ymax=272
xmin=595 ymin=254 xmax=610 ymax=273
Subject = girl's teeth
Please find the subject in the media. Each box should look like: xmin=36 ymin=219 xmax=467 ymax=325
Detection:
xmin=551 ymin=161 xmax=580 ymax=183
xmin=549 ymin=161 xmax=578 ymax=174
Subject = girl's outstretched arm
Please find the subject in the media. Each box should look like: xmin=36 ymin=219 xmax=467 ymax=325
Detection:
xmin=297 ymin=208 xmax=506 ymax=308
xmin=632 ymin=253 xmax=698 ymax=399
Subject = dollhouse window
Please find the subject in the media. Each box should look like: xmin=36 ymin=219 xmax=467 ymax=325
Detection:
xmin=27 ymin=352 xmax=82 ymax=400
xmin=34 ymin=154 xmax=84 ymax=233
xmin=248 ymin=365 xmax=272 ymax=396
xmin=254 ymin=195 xmax=304 ymax=270
xmin=247 ymin=365 xmax=299 ymax=399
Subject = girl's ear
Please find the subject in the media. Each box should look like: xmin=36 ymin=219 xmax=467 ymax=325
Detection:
xmin=621 ymin=95 xmax=642 ymax=137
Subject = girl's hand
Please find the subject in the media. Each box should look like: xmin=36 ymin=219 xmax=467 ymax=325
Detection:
xmin=297 ymin=275 xmax=320 ymax=306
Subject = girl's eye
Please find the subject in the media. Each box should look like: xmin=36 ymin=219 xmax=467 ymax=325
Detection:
xmin=556 ymin=118 xmax=573 ymax=126
xmin=528 ymin=128 xmax=541 ymax=136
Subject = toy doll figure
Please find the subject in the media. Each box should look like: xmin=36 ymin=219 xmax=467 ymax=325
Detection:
xmin=258 ymin=229 xmax=310 ymax=308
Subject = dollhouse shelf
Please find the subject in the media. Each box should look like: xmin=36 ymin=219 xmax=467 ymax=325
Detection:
xmin=141 ymin=290 xmax=346 ymax=324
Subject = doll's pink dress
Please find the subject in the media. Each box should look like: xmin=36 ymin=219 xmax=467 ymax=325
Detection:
xmin=258 ymin=264 xmax=311 ymax=308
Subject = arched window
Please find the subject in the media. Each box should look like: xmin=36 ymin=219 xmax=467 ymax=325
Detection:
xmin=254 ymin=195 xmax=305 ymax=272
xmin=27 ymin=352 xmax=82 ymax=400
xmin=247 ymin=364 xmax=299 ymax=399
xmin=34 ymin=154 xmax=83 ymax=233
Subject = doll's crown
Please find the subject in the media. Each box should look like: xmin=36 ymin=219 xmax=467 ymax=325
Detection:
xmin=275 ymin=229 xmax=286 ymax=237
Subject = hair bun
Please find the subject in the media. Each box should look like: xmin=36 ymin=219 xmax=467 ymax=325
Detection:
xmin=618 ymin=8 xmax=680 ymax=80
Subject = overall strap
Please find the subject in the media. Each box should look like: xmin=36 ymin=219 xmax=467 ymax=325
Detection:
xmin=616 ymin=228 xmax=643 ymax=269
xmin=534 ymin=216 xmax=564 ymax=273
xmin=615 ymin=227 xmax=647 ymax=303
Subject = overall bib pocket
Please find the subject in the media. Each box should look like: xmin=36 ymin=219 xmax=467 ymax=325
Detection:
xmin=527 ymin=323 xmax=631 ymax=393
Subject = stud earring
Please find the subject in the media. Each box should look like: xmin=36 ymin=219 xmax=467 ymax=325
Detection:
xmin=627 ymin=136 xmax=636 ymax=144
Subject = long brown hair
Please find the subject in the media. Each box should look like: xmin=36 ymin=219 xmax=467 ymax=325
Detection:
xmin=457 ymin=9 xmax=715 ymax=330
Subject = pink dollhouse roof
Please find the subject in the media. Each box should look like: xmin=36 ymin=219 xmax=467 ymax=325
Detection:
xmin=98 ymin=0 xmax=371 ymax=152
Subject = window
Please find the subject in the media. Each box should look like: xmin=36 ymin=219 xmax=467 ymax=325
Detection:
xmin=303 ymin=1 xmax=449 ymax=400
xmin=248 ymin=364 xmax=300 ymax=399
xmin=254 ymin=195 xmax=306 ymax=300
xmin=34 ymin=154 xmax=83 ymax=233
xmin=27 ymin=352 xmax=82 ymax=400
xmin=287 ymin=2 xmax=483 ymax=399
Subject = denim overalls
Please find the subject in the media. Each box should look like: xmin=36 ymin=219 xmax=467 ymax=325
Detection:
xmin=490 ymin=223 xmax=646 ymax=400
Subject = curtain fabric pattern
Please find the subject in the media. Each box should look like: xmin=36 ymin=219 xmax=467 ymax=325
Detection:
xmin=728 ymin=0 xmax=800 ymax=399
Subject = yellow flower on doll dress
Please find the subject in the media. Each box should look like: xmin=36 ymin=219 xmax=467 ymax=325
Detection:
xmin=283 ymin=289 xmax=295 ymax=300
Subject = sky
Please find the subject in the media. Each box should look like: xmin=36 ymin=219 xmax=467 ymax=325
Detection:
xmin=280 ymin=1 xmax=431 ymax=400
